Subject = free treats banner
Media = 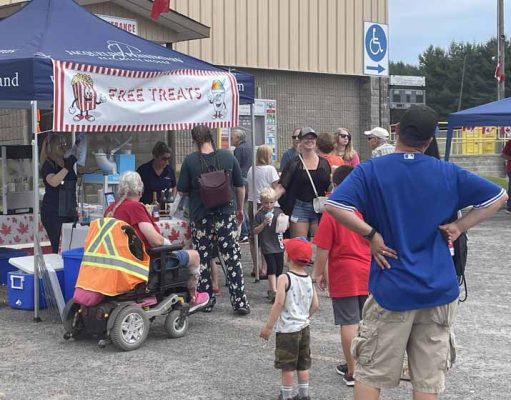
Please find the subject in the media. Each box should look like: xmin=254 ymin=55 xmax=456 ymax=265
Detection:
xmin=52 ymin=60 xmax=239 ymax=132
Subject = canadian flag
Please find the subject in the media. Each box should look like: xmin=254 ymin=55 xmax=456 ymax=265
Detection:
xmin=151 ymin=0 xmax=170 ymax=20
xmin=495 ymin=61 xmax=506 ymax=82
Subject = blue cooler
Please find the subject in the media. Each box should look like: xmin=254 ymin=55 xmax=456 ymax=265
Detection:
xmin=62 ymin=247 xmax=84 ymax=302
xmin=0 ymin=248 xmax=28 ymax=285
xmin=8 ymin=269 xmax=64 ymax=310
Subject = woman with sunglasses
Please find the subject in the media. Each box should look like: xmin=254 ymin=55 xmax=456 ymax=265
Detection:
xmin=137 ymin=141 xmax=176 ymax=205
xmin=335 ymin=128 xmax=360 ymax=167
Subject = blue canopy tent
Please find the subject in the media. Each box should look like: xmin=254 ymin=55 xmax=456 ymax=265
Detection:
xmin=0 ymin=0 xmax=255 ymax=318
xmin=445 ymin=97 xmax=511 ymax=161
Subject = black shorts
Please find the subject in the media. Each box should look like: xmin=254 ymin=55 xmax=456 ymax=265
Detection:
xmin=263 ymin=252 xmax=284 ymax=276
xmin=274 ymin=326 xmax=311 ymax=371
xmin=332 ymin=295 xmax=367 ymax=325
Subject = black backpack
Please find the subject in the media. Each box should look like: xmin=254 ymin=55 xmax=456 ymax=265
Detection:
xmin=449 ymin=211 xmax=468 ymax=302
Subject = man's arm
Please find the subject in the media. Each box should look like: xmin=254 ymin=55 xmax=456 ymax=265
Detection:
xmin=439 ymin=192 xmax=508 ymax=242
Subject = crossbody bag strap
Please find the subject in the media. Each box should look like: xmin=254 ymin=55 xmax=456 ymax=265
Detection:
xmin=298 ymin=153 xmax=319 ymax=198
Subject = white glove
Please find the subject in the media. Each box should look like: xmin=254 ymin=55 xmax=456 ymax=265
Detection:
xmin=163 ymin=237 xmax=171 ymax=246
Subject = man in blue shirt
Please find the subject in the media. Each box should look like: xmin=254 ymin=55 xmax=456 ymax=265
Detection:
xmin=325 ymin=105 xmax=507 ymax=400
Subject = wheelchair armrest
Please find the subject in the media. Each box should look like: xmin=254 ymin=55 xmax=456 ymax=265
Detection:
xmin=147 ymin=244 xmax=184 ymax=256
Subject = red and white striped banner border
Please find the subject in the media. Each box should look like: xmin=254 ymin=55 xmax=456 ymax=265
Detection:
xmin=53 ymin=60 xmax=239 ymax=132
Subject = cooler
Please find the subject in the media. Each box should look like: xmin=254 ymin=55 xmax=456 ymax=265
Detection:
xmin=7 ymin=254 xmax=64 ymax=310
xmin=0 ymin=247 xmax=28 ymax=285
xmin=62 ymin=247 xmax=84 ymax=302
xmin=8 ymin=269 xmax=64 ymax=310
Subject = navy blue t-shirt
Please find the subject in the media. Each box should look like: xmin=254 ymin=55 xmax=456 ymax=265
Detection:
xmin=327 ymin=153 xmax=505 ymax=311
xmin=137 ymin=160 xmax=176 ymax=204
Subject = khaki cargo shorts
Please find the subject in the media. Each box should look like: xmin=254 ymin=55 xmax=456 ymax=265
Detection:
xmin=351 ymin=295 xmax=458 ymax=394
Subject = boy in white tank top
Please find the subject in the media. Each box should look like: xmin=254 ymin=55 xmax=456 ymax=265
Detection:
xmin=260 ymin=237 xmax=319 ymax=400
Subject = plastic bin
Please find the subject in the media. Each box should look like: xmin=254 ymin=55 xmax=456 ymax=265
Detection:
xmin=0 ymin=248 xmax=28 ymax=285
xmin=8 ymin=269 xmax=64 ymax=310
xmin=62 ymin=247 xmax=84 ymax=302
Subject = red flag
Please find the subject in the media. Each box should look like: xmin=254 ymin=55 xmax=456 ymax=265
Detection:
xmin=495 ymin=61 xmax=506 ymax=82
xmin=151 ymin=0 xmax=170 ymax=20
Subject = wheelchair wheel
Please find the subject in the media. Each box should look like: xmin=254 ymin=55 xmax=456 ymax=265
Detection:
xmin=164 ymin=309 xmax=188 ymax=338
xmin=110 ymin=306 xmax=149 ymax=351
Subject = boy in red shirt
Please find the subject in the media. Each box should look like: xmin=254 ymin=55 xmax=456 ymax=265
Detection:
xmin=312 ymin=166 xmax=370 ymax=387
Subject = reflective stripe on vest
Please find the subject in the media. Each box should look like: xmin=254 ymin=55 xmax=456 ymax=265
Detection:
xmin=82 ymin=253 xmax=148 ymax=280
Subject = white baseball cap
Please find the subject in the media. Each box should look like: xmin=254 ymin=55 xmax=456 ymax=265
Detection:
xmin=363 ymin=127 xmax=389 ymax=139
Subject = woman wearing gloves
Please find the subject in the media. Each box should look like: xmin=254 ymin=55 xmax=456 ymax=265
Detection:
xmin=40 ymin=134 xmax=78 ymax=253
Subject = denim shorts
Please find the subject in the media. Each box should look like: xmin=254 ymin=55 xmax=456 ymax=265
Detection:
xmin=164 ymin=250 xmax=190 ymax=270
xmin=290 ymin=199 xmax=320 ymax=224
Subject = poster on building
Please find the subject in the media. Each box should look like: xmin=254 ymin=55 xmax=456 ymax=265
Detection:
xmin=52 ymin=60 xmax=239 ymax=132
xmin=238 ymin=99 xmax=277 ymax=159
xmin=96 ymin=15 xmax=138 ymax=35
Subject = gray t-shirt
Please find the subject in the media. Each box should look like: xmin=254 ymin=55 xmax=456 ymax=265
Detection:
xmin=254 ymin=207 xmax=284 ymax=255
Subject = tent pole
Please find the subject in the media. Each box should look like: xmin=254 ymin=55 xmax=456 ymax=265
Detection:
xmin=31 ymin=100 xmax=41 ymax=322
xmin=250 ymin=104 xmax=259 ymax=282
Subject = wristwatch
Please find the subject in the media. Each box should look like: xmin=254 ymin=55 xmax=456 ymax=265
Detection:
xmin=363 ymin=228 xmax=377 ymax=241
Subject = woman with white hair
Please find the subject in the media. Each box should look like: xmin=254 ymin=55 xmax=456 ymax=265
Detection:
xmin=105 ymin=171 xmax=209 ymax=311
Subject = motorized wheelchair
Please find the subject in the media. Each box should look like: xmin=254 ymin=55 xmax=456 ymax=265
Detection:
xmin=62 ymin=237 xmax=200 ymax=352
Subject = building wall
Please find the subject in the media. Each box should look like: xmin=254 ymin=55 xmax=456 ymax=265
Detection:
xmin=173 ymin=0 xmax=388 ymax=76
xmin=450 ymin=155 xmax=506 ymax=178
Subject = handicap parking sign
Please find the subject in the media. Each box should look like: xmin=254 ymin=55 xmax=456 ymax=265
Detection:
xmin=363 ymin=22 xmax=389 ymax=76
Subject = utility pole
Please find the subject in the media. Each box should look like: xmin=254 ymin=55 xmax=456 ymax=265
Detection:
xmin=497 ymin=0 xmax=505 ymax=99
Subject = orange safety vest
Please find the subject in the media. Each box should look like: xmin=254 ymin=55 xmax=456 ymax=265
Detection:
xmin=75 ymin=218 xmax=150 ymax=297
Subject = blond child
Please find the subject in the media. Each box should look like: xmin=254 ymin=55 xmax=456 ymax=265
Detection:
xmin=253 ymin=187 xmax=285 ymax=302
xmin=260 ymin=237 xmax=319 ymax=400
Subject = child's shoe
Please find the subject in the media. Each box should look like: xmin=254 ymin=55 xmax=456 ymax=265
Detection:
xmin=189 ymin=292 xmax=210 ymax=312
xmin=267 ymin=290 xmax=276 ymax=303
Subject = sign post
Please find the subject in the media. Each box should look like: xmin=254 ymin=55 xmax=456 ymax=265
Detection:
xmin=363 ymin=22 xmax=389 ymax=77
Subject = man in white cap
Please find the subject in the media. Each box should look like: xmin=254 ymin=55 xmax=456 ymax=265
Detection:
xmin=364 ymin=127 xmax=395 ymax=158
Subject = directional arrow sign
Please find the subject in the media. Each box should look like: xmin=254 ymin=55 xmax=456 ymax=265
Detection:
xmin=363 ymin=22 xmax=389 ymax=77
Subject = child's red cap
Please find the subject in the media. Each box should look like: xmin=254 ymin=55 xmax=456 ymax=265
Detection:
xmin=283 ymin=237 xmax=312 ymax=264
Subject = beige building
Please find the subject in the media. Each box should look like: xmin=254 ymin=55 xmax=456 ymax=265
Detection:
xmin=172 ymin=0 xmax=390 ymax=161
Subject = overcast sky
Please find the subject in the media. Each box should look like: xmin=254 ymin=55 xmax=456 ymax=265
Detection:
xmin=389 ymin=0 xmax=502 ymax=65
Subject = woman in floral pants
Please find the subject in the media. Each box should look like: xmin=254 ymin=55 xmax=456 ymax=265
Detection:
xmin=178 ymin=125 xmax=250 ymax=315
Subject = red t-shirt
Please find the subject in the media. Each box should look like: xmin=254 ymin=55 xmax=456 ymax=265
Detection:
xmin=502 ymin=140 xmax=511 ymax=172
xmin=313 ymin=211 xmax=370 ymax=298
xmin=104 ymin=199 xmax=160 ymax=250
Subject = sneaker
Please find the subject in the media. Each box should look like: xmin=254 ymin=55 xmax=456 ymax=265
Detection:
xmin=240 ymin=235 xmax=249 ymax=243
xmin=400 ymin=365 xmax=411 ymax=381
xmin=506 ymin=209 xmax=511 ymax=214
xmin=189 ymin=292 xmax=210 ymax=313
xmin=236 ymin=306 xmax=250 ymax=315
xmin=335 ymin=363 xmax=348 ymax=376
xmin=343 ymin=374 xmax=355 ymax=387
xmin=267 ymin=290 xmax=276 ymax=303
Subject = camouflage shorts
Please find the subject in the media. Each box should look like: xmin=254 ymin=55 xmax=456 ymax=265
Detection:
xmin=274 ymin=326 xmax=311 ymax=371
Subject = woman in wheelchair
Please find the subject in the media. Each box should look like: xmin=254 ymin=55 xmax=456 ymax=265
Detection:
xmin=104 ymin=171 xmax=209 ymax=312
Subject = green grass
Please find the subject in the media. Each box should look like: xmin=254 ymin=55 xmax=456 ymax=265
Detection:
xmin=484 ymin=176 xmax=508 ymax=189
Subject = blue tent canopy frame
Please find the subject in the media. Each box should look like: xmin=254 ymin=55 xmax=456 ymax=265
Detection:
xmin=446 ymin=97 xmax=511 ymax=161
xmin=0 ymin=0 xmax=254 ymax=104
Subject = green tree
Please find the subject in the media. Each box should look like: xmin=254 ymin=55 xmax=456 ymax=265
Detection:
xmin=391 ymin=38 xmax=511 ymax=120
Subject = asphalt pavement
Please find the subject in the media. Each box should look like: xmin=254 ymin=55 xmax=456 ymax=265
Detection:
xmin=0 ymin=211 xmax=510 ymax=400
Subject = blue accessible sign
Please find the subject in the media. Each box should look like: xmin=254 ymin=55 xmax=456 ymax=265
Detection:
xmin=363 ymin=22 xmax=389 ymax=76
